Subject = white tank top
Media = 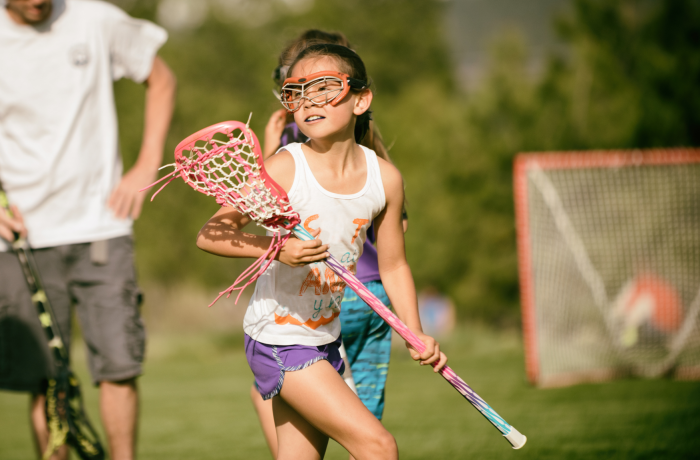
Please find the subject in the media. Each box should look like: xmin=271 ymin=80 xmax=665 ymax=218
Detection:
xmin=243 ymin=143 xmax=386 ymax=346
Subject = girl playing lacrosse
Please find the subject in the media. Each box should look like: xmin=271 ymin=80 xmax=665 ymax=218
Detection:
xmin=254 ymin=29 xmax=404 ymax=459
xmin=197 ymin=43 xmax=447 ymax=459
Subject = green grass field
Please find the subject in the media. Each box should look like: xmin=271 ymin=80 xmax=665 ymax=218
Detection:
xmin=1 ymin=324 xmax=699 ymax=459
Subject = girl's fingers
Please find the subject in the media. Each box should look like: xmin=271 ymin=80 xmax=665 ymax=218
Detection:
xmin=300 ymin=253 xmax=329 ymax=264
xmin=300 ymin=239 xmax=328 ymax=253
xmin=281 ymin=238 xmax=329 ymax=266
xmin=418 ymin=336 xmax=436 ymax=359
xmin=405 ymin=342 xmax=421 ymax=360
xmin=303 ymin=238 xmax=322 ymax=248
xmin=432 ymin=352 xmax=448 ymax=372
xmin=406 ymin=333 xmax=443 ymax=366
xmin=420 ymin=342 xmax=440 ymax=365
xmin=301 ymin=246 xmax=329 ymax=261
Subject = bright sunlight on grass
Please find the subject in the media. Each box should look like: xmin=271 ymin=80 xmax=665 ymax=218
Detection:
xmin=1 ymin=324 xmax=699 ymax=459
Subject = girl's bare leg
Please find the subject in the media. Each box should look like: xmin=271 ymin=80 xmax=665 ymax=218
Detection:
xmin=250 ymin=384 xmax=279 ymax=459
xmin=273 ymin=396 xmax=329 ymax=460
xmin=277 ymin=360 xmax=397 ymax=460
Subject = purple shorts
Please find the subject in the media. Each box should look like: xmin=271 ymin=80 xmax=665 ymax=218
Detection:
xmin=245 ymin=334 xmax=345 ymax=400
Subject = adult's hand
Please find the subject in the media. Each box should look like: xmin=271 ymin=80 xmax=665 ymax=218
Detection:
xmin=0 ymin=204 xmax=27 ymax=241
xmin=109 ymin=55 xmax=176 ymax=220
xmin=107 ymin=163 xmax=159 ymax=220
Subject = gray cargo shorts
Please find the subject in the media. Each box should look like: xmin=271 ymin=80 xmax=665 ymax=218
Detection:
xmin=0 ymin=235 xmax=145 ymax=392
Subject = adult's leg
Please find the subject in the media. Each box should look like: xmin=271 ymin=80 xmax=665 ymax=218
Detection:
xmin=278 ymin=360 xmax=397 ymax=460
xmin=250 ymin=384 xmax=278 ymax=458
xmin=7 ymin=247 xmax=73 ymax=459
xmin=30 ymin=394 xmax=69 ymax=460
xmin=100 ymin=379 xmax=138 ymax=460
xmin=70 ymin=237 xmax=145 ymax=460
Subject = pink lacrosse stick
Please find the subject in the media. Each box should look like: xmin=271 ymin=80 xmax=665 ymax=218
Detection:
xmin=144 ymin=120 xmax=526 ymax=449
xmin=146 ymin=120 xmax=300 ymax=304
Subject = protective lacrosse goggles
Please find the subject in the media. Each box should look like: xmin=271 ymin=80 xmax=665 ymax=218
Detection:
xmin=279 ymin=71 xmax=367 ymax=112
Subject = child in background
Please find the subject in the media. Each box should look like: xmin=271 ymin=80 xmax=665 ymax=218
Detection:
xmin=197 ymin=43 xmax=446 ymax=459
xmin=256 ymin=29 xmax=403 ymax=459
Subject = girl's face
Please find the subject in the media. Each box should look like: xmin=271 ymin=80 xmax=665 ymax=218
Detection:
xmin=289 ymin=56 xmax=371 ymax=143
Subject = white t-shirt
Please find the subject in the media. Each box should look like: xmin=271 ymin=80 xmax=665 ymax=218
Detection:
xmin=243 ymin=143 xmax=386 ymax=346
xmin=0 ymin=0 xmax=167 ymax=250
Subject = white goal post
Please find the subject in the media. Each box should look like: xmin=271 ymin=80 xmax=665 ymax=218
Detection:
xmin=514 ymin=149 xmax=700 ymax=387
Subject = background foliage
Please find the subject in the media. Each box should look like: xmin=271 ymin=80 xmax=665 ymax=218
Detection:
xmin=115 ymin=0 xmax=700 ymax=325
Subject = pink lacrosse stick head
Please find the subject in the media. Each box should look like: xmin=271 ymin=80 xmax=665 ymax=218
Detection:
xmin=142 ymin=119 xmax=303 ymax=305
xmin=172 ymin=121 xmax=300 ymax=232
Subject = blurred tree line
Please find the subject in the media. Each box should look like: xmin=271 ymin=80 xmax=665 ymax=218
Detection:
xmin=114 ymin=0 xmax=699 ymax=325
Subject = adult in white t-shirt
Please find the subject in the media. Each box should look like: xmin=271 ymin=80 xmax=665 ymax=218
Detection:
xmin=0 ymin=0 xmax=176 ymax=459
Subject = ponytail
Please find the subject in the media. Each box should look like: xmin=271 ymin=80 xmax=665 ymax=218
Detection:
xmin=358 ymin=118 xmax=408 ymax=214
xmin=359 ymin=119 xmax=391 ymax=164
xmin=355 ymin=110 xmax=372 ymax=144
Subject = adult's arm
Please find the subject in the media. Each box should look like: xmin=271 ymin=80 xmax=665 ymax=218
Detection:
xmin=108 ymin=56 xmax=177 ymax=220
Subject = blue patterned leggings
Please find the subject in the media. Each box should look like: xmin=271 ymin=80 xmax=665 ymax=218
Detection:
xmin=340 ymin=280 xmax=392 ymax=420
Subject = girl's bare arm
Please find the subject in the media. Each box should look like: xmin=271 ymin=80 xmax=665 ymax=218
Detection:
xmin=196 ymin=151 xmax=329 ymax=266
xmin=374 ymin=159 xmax=447 ymax=370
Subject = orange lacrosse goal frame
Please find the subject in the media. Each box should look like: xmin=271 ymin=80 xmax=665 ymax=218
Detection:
xmin=514 ymin=148 xmax=700 ymax=387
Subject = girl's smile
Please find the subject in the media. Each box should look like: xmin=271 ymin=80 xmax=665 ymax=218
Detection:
xmin=304 ymin=114 xmax=326 ymax=123
xmin=289 ymin=56 xmax=370 ymax=144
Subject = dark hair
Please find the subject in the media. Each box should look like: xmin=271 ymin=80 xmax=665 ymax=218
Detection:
xmin=274 ymin=30 xmax=393 ymax=166
xmin=289 ymin=43 xmax=373 ymax=144
xmin=273 ymin=30 xmax=352 ymax=86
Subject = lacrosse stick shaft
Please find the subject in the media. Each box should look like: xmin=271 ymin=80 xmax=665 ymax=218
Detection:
xmin=338 ymin=341 xmax=358 ymax=395
xmin=0 ymin=191 xmax=68 ymax=366
xmin=0 ymin=188 xmax=105 ymax=460
xmin=150 ymin=119 xmax=524 ymax=448
xmin=292 ymin=224 xmax=527 ymax=449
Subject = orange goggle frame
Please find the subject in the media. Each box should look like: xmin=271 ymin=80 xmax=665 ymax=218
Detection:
xmin=279 ymin=71 xmax=367 ymax=112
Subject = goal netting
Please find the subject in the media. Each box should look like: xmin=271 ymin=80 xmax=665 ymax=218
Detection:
xmin=514 ymin=149 xmax=700 ymax=387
